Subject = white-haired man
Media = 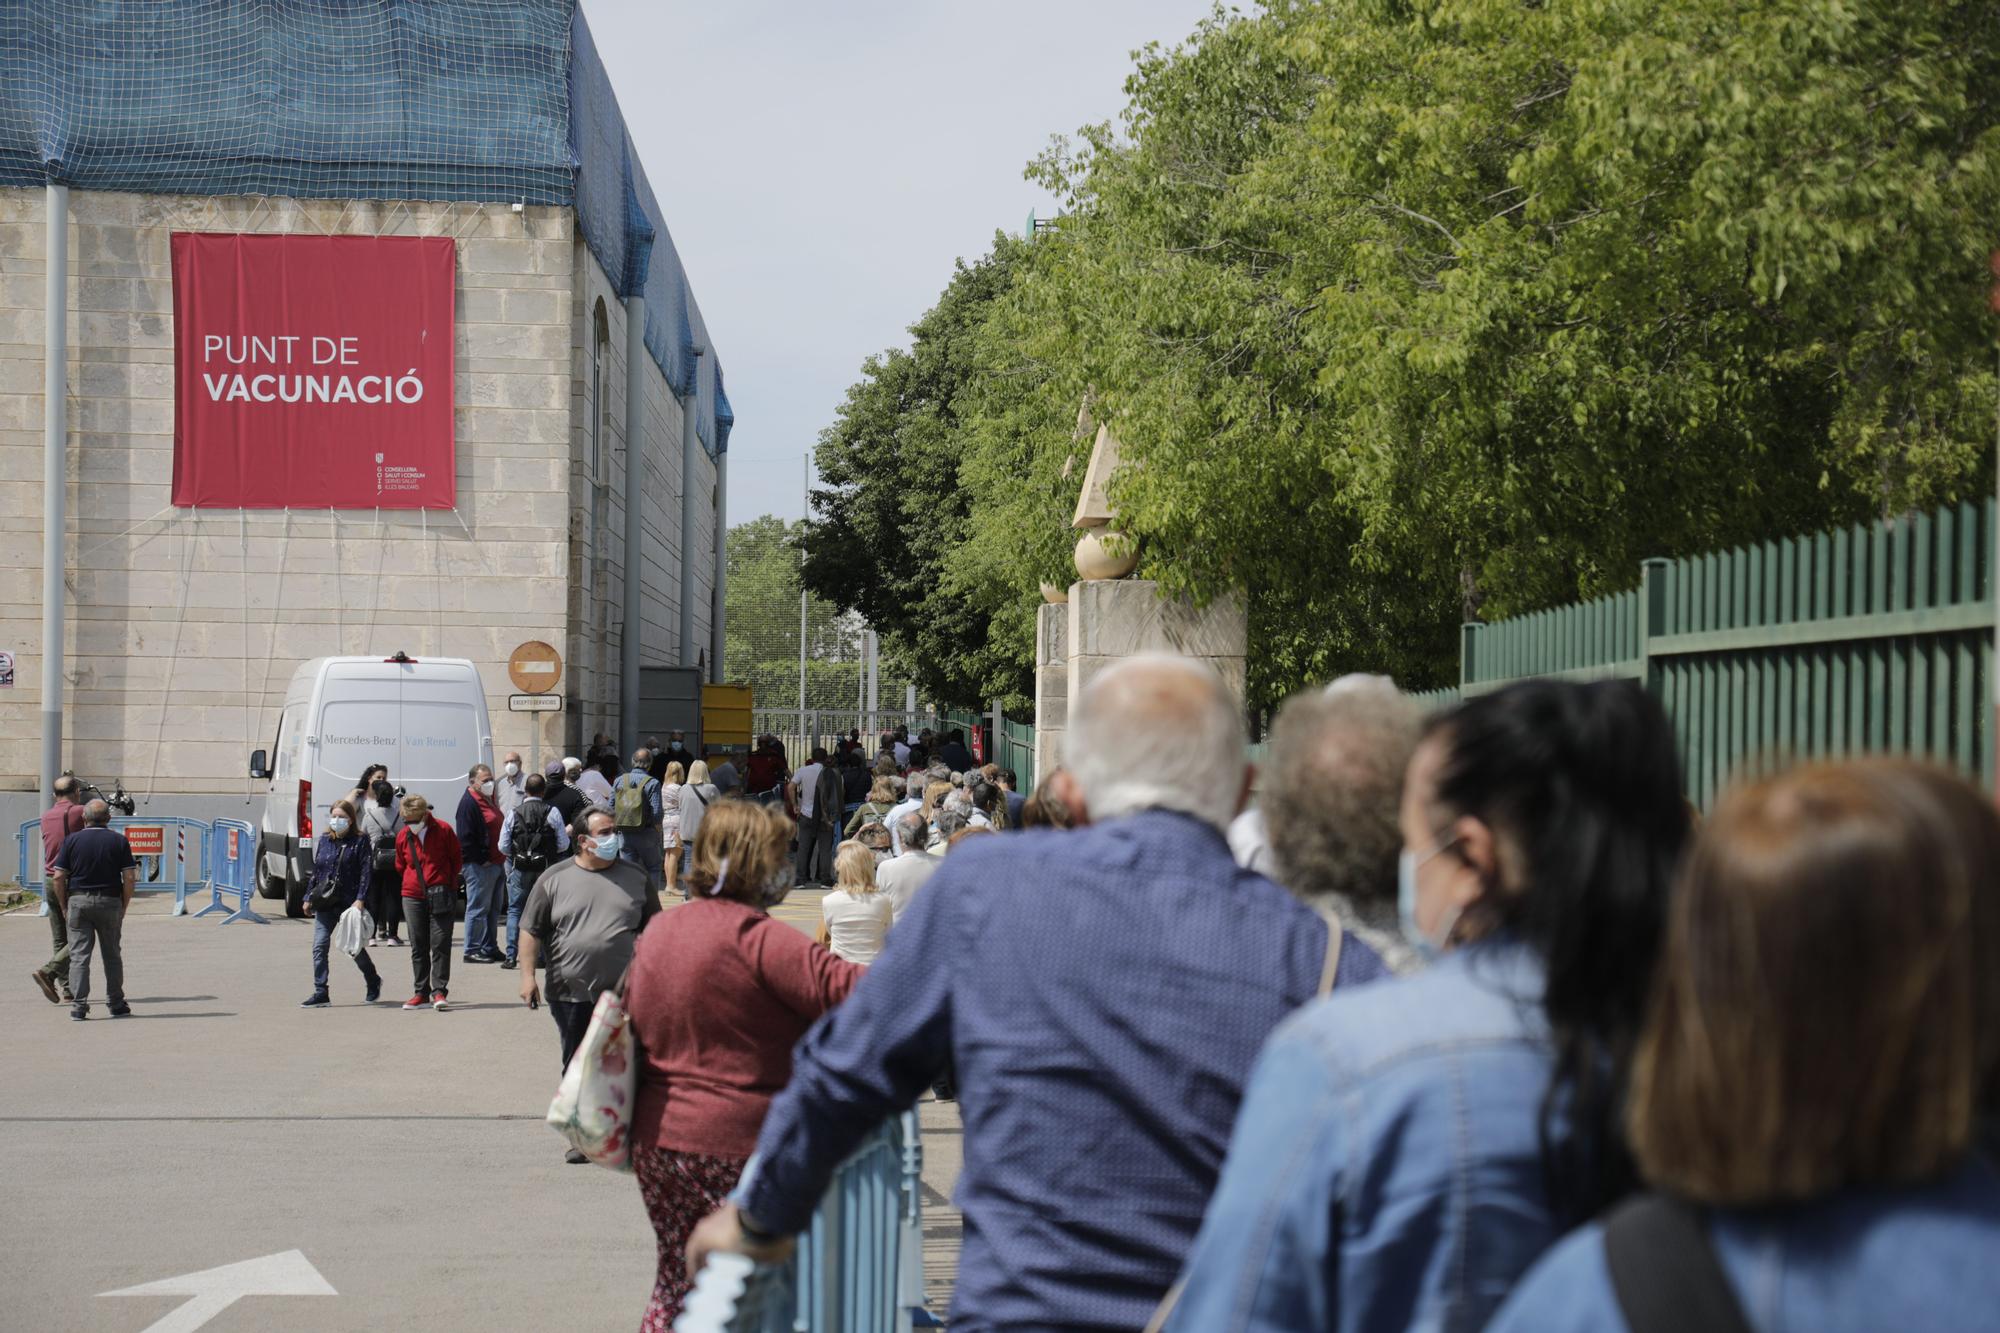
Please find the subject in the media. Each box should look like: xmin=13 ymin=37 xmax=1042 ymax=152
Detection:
xmin=687 ymin=655 xmax=1390 ymax=1329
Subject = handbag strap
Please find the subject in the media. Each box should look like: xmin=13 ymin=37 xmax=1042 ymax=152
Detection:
xmin=1312 ymin=905 xmax=1343 ymax=997
xmin=1604 ymin=1195 xmax=1754 ymax=1333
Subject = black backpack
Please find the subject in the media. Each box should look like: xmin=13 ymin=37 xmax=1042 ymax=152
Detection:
xmin=508 ymin=798 xmax=559 ymax=874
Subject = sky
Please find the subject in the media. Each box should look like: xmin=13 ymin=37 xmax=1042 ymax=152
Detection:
xmin=585 ymin=0 xmax=1223 ymax=524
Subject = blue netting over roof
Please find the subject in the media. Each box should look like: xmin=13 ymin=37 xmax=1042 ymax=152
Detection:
xmin=569 ymin=9 xmax=730 ymax=455
xmin=0 ymin=0 xmax=729 ymax=456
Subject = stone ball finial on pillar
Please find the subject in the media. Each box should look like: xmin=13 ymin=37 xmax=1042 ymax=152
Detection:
xmin=1074 ymin=528 xmax=1138 ymax=581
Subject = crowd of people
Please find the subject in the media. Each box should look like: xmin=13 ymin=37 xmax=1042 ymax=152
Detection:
xmin=651 ymin=656 xmax=2000 ymax=1332
xmin=31 ymin=662 xmax=1999 ymax=1331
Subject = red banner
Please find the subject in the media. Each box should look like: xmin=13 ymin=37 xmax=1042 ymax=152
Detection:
xmin=171 ymin=233 xmax=456 ymax=508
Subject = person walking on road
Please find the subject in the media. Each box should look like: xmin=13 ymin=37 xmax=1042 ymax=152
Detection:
xmin=791 ymin=747 xmax=841 ymax=888
xmin=843 ymin=776 xmax=900 ymax=839
xmin=301 ymin=798 xmax=382 ymax=1007
xmin=518 ymin=806 xmax=658 ymax=1163
xmin=543 ymin=758 xmax=588 ymax=829
xmin=573 ymin=755 xmax=614 ymax=809
xmin=345 ymin=763 xmax=388 ymax=824
xmin=676 ymin=761 xmax=719 ymax=882
xmin=495 ymin=751 xmax=527 ymax=818
xmin=361 ymin=777 xmax=404 ymax=947
xmin=624 ymin=800 xmax=863 ymax=1329
xmin=875 ymin=812 xmax=942 ymax=923
xmin=395 ymin=793 xmax=463 ymax=1011
xmin=686 ymin=657 xmax=1390 ymax=1328
xmin=818 ymin=840 xmax=892 ymax=966
xmin=500 ymin=772 xmax=570 ymax=970
xmin=48 ymin=799 xmax=135 ymax=1021
xmin=29 ymin=773 xmax=85 ymax=1004
xmin=661 ymin=761 xmax=686 ymax=899
xmin=1164 ymin=679 xmax=1689 ymax=1333
xmin=457 ymin=764 xmax=507 ymax=965
xmin=613 ymin=749 xmax=667 ymax=896
xmin=1490 ymin=758 xmax=2000 ymax=1332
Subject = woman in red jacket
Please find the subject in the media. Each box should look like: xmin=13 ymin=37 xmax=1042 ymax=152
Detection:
xmin=393 ymin=793 xmax=462 ymax=1012
xmin=623 ymin=800 xmax=863 ymax=1331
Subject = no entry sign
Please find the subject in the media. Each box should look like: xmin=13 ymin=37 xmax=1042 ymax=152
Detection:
xmin=170 ymin=233 xmax=456 ymax=509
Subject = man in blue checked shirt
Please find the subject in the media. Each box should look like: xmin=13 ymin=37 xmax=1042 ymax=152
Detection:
xmin=685 ymin=655 xmax=1390 ymax=1331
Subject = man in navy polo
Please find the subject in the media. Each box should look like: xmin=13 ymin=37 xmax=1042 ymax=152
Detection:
xmin=49 ymin=799 xmax=138 ymax=1021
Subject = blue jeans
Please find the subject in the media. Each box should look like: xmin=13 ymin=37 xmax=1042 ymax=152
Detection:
xmin=311 ymin=903 xmax=381 ymax=996
xmin=504 ymin=862 xmax=537 ymax=962
xmin=461 ymin=861 xmax=505 ymax=957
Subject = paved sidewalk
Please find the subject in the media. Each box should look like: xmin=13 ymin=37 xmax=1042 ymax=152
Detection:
xmin=1 ymin=890 xmax=963 ymax=1329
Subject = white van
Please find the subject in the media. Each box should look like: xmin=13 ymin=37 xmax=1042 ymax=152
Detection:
xmin=249 ymin=653 xmax=493 ymax=916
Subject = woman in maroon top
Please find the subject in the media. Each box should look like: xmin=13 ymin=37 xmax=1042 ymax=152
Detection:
xmin=623 ymin=799 xmax=862 ymax=1331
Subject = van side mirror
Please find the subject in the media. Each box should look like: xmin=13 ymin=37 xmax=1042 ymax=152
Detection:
xmin=249 ymin=749 xmax=269 ymax=780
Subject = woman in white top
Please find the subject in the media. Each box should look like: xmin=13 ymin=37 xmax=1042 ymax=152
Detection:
xmin=676 ymin=760 xmax=720 ymax=892
xmin=661 ymin=760 xmax=685 ymax=897
xmin=819 ymin=840 xmax=892 ymax=966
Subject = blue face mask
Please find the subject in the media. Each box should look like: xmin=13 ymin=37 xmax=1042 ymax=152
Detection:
xmin=590 ymin=831 xmax=623 ymax=862
xmin=1398 ymin=840 xmax=1463 ymax=962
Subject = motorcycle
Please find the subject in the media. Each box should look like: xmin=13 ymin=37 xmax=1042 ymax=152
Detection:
xmin=66 ymin=771 xmax=137 ymax=816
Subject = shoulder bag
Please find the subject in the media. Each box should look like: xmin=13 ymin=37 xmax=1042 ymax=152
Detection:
xmin=1604 ymin=1194 xmax=1753 ymax=1333
xmin=546 ymin=960 xmax=642 ymax=1171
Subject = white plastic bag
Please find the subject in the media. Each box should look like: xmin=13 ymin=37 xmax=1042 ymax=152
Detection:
xmin=334 ymin=901 xmax=373 ymax=958
xmin=546 ymin=988 xmax=639 ymax=1171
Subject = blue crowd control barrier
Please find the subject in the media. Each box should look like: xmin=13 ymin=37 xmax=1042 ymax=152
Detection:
xmin=674 ymin=1111 xmax=940 ymax=1332
xmin=195 ymin=818 xmax=267 ymax=924
xmin=14 ymin=815 xmax=212 ymax=915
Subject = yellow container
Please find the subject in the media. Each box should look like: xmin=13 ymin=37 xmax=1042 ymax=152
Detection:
xmin=701 ymin=682 xmax=754 ymax=765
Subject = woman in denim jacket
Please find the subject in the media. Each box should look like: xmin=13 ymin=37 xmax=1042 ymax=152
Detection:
xmin=1163 ymin=680 xmax=1689 ymax=1332
xmin=1489 ymin=759 xmax=2000 ymax=1333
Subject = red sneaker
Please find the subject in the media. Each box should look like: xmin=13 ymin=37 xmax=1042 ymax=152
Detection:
xmin=401 ymin=994 xmax=427 ymax=1011
xmin=432 ymin=991 xmax=450 ymax=1012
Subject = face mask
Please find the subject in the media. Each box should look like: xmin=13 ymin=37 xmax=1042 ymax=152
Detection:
xmin=503 ymin=762 xmax=520 ymax=778
xmin=329 ymin=816 xmax=351 ymax=835
xmin=481 ymin=780 xmax=495 ymax=796
xmin=1398 ymin=840 xmax=1465 ymax=962
xmin=590 ymin=831 xmax=623 ymax=862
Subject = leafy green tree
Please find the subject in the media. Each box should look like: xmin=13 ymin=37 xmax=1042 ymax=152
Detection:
xmin=811 ymin=0 xmax=2000 ymax=709
xmin=802 ymin=237 xmax=1039 ymax=710
xmin=726 ymin=514 xmax=905 ymax=713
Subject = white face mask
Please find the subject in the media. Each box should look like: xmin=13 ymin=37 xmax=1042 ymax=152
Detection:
xmin=328 ymin=816 xmax=351 ymax=835
xmin=480 ymin=779 xmax=495 ymax=796
xmin=503 ymin=762 xmax=520 ymax=778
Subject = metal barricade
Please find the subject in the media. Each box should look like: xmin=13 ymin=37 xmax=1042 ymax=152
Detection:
xmin=13 ymin=815 xmax=212 ymax=916
xmin=674 ymin=1111 xmax=938 ymax=1333
xmin=195 ymin=818 xmax=267 ymax=924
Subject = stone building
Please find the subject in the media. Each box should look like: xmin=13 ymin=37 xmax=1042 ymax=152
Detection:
xmin=0 ymin=2 xmax=730 ymax=828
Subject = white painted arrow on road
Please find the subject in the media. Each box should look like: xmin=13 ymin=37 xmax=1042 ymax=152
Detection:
xmin=99 ymin=1250 xmax=335 ymax=1332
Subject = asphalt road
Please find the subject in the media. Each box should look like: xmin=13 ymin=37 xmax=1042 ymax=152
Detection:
xmin=0 ymin=890 xmax=960 ymax=1331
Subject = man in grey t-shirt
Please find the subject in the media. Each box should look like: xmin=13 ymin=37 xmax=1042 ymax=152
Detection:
xmin=519 ymin=806 xmax=658 ymax=1161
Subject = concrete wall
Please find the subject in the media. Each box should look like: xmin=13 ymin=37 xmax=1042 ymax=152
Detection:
xmin=0 ymin=189 xmax=579 ymax=818
xmin=0 ymin=185 xmax=726 ymax=843
xmin=564 ymin=245 xmax=718 ymax=754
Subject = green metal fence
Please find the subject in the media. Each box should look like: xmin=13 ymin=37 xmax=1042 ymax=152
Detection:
xmin=939 ymin=709 xmax=1037 ymax=794
xmin=1451 ymin=499 xmax=1995 ymax=806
